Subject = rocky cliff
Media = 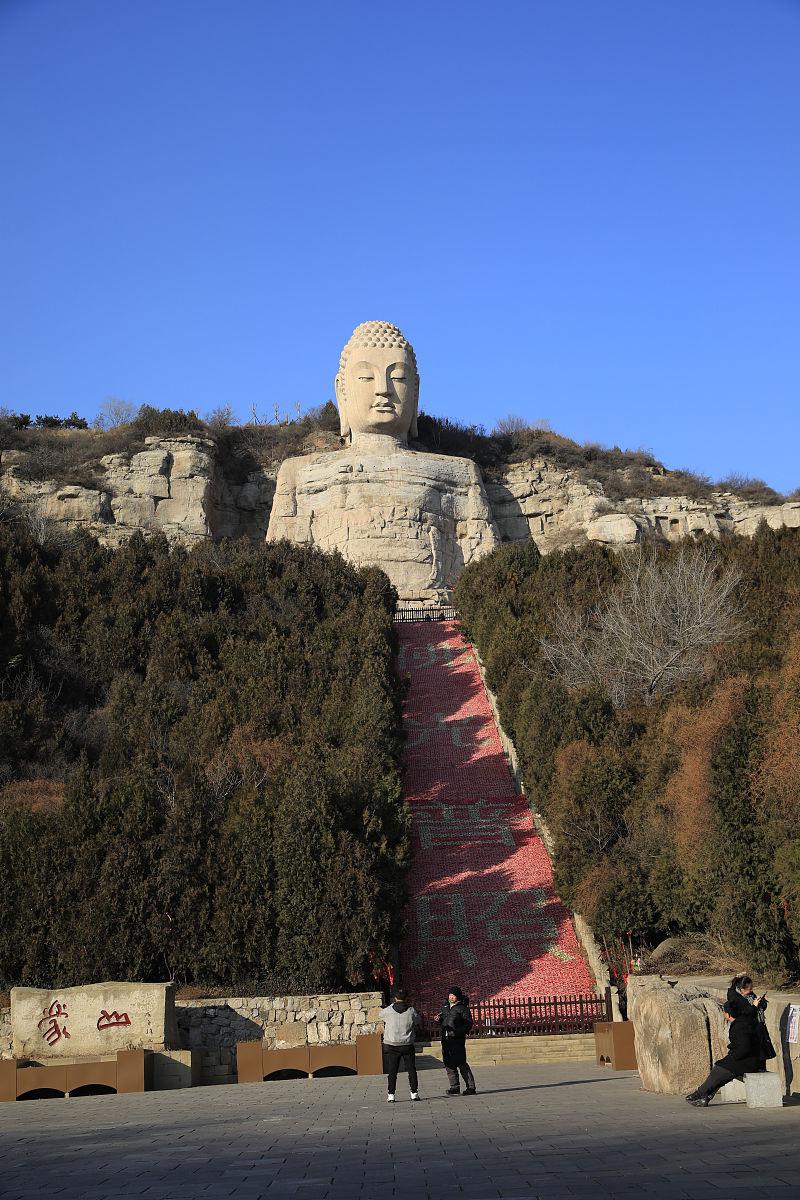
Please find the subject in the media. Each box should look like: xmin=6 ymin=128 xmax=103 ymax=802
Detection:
xmin=0 ymin=436 xmax=275 ymax=546
xmin=488 ymin=459 xmax=800 ymax=550
xmin=1 ymin=435 xmax=797 ymax=554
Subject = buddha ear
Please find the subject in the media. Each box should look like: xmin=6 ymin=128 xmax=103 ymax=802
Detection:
xmin=334 ymin=373 xmax=350 ymax=439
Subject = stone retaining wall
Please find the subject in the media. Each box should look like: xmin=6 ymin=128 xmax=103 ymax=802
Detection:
xmin=175 ymin=991 xmax=383 ymax=1086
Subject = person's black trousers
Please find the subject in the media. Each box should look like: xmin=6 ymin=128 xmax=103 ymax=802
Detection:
xmin=446 ymin=1063 xmax=476 ymax=1091
xmin=696 ymin=1064 xmax=735 ymax=1098
xmin=385 ymin=1044 xmax=418 ymax=1093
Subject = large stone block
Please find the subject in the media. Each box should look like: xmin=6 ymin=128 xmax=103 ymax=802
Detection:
xmin=745 ymin=1071 xmax=783 ymax=1108
xmin=717 ymin=1078 xmax=746 ymax=1103
xmin=586 ymin=513 xmax=640 ymax=545
xmin=627 ymin=976 xmax=718 ymax=1095
xmin=275 ymin=1022 xmax=307 ymax=1049
xmin=12 ymin=982 xmax=178 ymax=1060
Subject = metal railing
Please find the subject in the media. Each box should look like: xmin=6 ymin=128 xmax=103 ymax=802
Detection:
xmin=419 ymin=992 xmax=611 ymax=1039
xmin=394 ymin=606 xmax=458 ymax=623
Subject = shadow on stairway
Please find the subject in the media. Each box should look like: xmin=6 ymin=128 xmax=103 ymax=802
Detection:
xmin=397 ymin=621 xmax=595 ymax=1012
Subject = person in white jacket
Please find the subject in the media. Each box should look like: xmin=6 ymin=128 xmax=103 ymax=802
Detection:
xmin=380 ymin=988 xmax=421 ymax=1102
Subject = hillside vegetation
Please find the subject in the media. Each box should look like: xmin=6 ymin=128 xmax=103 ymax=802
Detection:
xmin=0 ymin=515 xmax=407 ymax=991
xmin=455 ymin=527 xmax=800 ymax=981
xmin=2 ymin=403 xmax=795 ymax=504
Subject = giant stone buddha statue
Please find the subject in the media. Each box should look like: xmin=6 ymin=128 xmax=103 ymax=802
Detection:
xmin=266 ymin=321 xmax=499 ymax=603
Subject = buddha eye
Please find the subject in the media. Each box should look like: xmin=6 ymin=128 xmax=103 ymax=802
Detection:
xmin=358 ymin=374 xmax=374 ymax=382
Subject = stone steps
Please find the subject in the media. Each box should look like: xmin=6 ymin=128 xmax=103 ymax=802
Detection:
xmin=398 ymin=621 xmax=596 ymax=1011
xmin=415 ymin=1033 xmax=595 ymax=1068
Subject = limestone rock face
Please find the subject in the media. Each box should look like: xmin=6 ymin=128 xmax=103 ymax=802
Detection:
xmin=586 ymin=513 xmax=640 ymax=545
xmin=488 ymin=458 xmax=800 ymax=555
xmin=266 ymin=439 xmax=499 ymax=603
xmin=486 ymin=462 xmax=607 ymax=549
xmin=0 ymin=437 xmax=229 ymax=547
xmin=627 ymin=975 xmax=729 ymax=1095
xmin=11 ymin=981 xmax=178 ymax=1060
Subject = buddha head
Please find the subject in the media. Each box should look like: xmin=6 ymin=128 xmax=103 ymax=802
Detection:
xmin=335 ymin=321 xmax=419 ymax=443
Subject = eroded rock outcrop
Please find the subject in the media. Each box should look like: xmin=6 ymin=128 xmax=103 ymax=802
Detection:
xmin=487 ymin=459 xmax=800 ymax=553
xmin=0 ymin=436 xmax=276 ymax=547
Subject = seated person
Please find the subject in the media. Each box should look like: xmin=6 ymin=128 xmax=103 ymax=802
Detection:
xmin=686 ymin=975 xmax=770 ymax=1107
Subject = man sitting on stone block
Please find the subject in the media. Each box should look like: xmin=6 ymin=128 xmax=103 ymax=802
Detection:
xmin=686 ymin=976 xmax=772 ymax=1107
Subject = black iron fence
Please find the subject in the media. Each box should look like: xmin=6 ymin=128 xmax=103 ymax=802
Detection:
xmin=394 ymin=606 xmax=458 ymax=623
xmin=419 ymin=992 xmax=611 ymax=1039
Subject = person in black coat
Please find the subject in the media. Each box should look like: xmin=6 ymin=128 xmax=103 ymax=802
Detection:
xmin=686 ymin=976 xmax=770 ymax=1107
xmin=437 ymin=986 xmax=477 ymax=1095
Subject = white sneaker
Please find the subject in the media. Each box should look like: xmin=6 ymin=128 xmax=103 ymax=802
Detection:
xmin=410 ymin=1092 xmax=420 ymax=1101
xmin=387 ymin=1093 xmax=395 ymax=1102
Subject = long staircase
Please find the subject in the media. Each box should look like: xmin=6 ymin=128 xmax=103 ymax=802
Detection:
xmin=397 ymin=620 xmax=595 ymax=1016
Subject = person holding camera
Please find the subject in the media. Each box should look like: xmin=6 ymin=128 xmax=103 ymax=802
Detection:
xmin=438 ymin=986 xmax=477 ymax=1096
xmin=686 ymin=975 xmax=774 ymax=1107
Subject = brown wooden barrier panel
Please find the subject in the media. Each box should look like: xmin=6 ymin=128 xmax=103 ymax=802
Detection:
xmin=116 ymin=1049 xmax=150 ymax=1093
xmin=236 ymin=1040 xmax=267 ymax=1083
xmin=1 ymin=1049 xmax=150 ymax=1100
xmin=356 ymin=1033 xmax=384 ymax=1075
xmin=593 ymin=1021 xmax=637 ymax=1070
xmin=235 ymin=1033 xmax=384 ymax=1083
xmin=0 ymin=1060 xmax=17 ymax=1102
xmin=65 ymin=1060 xmax=117 ymax=1094
xmin=262 ymin=1046 xmax=310 ymax=1079
xmin=309 ymin=1044 xmax=357 ymax=1075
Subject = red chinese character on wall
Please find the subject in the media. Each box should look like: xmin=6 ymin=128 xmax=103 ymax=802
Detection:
xmin=37 ymin=1000 xmax=70 ymax=1047
xmin=96 ymin=1009 xmax=131 ymax=1031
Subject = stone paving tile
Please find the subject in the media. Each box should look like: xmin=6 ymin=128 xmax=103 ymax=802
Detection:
xmin=2 ymin=1063 xmax=800 ymax=1199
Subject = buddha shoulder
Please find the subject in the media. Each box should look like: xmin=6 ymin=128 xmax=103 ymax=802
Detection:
xmin=406 ymin=448 xmax=486 ymax=485
xmin=272 ymin=449 xmax=348 ymax=491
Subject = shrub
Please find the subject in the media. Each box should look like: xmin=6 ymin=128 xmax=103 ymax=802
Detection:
xmin=130 ymin=405 xmax=207 ymax=438
xmin=0 ymin=528 xmax=407 ymax=990
xmin=716 ymin=474 xmax=784 ymax=506
xmin=455 ymin=526 xmax=800 ymax=976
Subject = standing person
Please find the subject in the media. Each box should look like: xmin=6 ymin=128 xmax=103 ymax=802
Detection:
xmin=380 ymin=988 xmax=421 ymax=1103
xmin=686 ymin=977 xmax=769 ymax=1107
xmin=439 ymin=986 xmax=477 ymax=1096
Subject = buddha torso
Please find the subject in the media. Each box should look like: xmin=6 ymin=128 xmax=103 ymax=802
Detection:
xmin=267 ymin=432 xmax=499 ymax=603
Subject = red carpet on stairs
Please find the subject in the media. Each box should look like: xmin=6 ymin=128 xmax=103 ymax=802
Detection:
xmin=397 ymin=621 xmax=595 ymax=1014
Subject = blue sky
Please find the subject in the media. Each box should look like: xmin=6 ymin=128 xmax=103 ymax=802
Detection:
xmin=1 ymin=0 xmax=798 ymax=490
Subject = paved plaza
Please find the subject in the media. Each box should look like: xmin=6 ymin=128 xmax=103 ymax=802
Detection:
xmin=2 ymin=1062 xmax=800 ymax=1199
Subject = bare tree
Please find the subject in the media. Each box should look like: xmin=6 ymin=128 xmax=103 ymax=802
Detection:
xmin=94 ymin=396 xmax=136 ymax=429
xmin=492 ymin=413 xmax=552 ymax=437
xmin=205 ymin=403 xmax=235 ymax=431
xmin=540 ymin=544 xmax=746 ymax=707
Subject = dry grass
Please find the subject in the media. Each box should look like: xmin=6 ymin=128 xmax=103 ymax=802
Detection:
xmin=0 ymin=779 xmax=64 ymax=811
xmin=639 ymin=932 xmax=748 ymax=978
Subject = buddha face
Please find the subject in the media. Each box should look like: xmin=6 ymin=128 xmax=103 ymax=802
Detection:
xmin=336 ymin=345 xmax=419 ymax=442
